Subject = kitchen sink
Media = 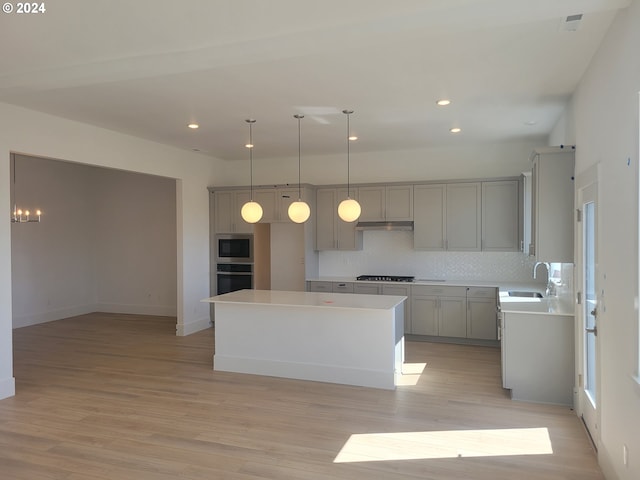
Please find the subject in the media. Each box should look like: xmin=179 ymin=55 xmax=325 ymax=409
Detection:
xmin=508 ymin=291 xmax=543 ymax=298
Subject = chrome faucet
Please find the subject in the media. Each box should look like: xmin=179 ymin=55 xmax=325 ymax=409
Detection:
xmin=533 ymin=261 xmax=554 ymax=296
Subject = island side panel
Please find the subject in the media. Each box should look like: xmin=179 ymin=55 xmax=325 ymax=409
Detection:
xmin=213 ymin=301 xmax=401 ymax=390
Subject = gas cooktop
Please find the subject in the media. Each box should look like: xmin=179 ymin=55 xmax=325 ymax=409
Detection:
xmin=356 ymin=275 xmax=415 ymax=282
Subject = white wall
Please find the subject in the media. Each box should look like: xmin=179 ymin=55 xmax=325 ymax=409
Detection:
xmin=0 ymin=103 xmax=219 ymax=400
xmin=11 ymin=155 xmax=97 ymax=327
xmin=549 ymin=1 xmax=640 ymax=479
xmin=212 ymin=140 xmax=543 ymax=187
xmin=92 ymin=167 xmax=177 ymax=316
xmin=11 ymin=156 xmax=177 ymax=328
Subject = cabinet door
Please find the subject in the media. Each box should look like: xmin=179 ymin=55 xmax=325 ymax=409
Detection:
xmin=357 ymin=186 xmax=385 ymax=221
xmin=253 ymin=189 xmax=278 ymax=223
xmin=413 ymin=184 xmax=445 ymax=250
xmin=438 ymin=296 xmax=467 ymax=338
xmin=386 ymin=185 xmax=413 ymax=221
xmin=411 ymin=296 xmax=439 ymax=335
xmin=467 ymin=297 xmax=497 ymax=340
xmin=336 ymin=188 xmax=362 ymax=250
xmin=533 ymin=151 xmax=575 ymax=262
xmin=315 ymin=189 xmax=336 ymax=250
xmin=446 ymin=183 xmax=481 ymax=251
xmin=215 ymin=190 xmax=252 ymax=233
xmin=354 ymin=284 xmax=381 ymax=295
xmin=214 ymin=191 xmax=234 ymax=233
xmin=383 ymin=284 xmax=411 ymax=333
xmin=482 ymin=180 xmax=519 ymax=251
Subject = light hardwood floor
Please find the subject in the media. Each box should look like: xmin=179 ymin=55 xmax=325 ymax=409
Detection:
xmin=1 ymin=313 xmax=603 ymax=479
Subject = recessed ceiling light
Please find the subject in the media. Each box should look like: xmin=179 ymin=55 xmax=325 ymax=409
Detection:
xmin=348 ymin=135 xmax=358 ymax=141
xmin=437 ymin=99 xmax=451 ymax=106
xmin=188 ymin=123 xmax=199 ymax=129
xmin=524 ymin=120 xmax=537 ymax=126
xmin=450 ymin=127 xmax=461 ymax=133
xmin=245 ymin=143 xmax=254 ymax=149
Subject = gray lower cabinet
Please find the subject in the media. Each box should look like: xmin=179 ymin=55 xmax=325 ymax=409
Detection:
xmin=467 ymin=287 xmax=498 ymax=340
xmin=332 ymin=282 xmax=354 ymax=293
xmin=354 ymin=283 xmax=381 ymax=295
xmin=411 ymin=285 xmax=467 ymax=337
xmin=411 ymin=295 xmax=439 ymax=335
xmin=411 ymin=285 xmax=497 ymax=341
xmin=307 ymin=281 xmax=332 ymax=292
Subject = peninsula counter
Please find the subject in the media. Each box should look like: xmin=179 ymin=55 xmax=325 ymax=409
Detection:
xmin=203 ymin=289 xmax=407 ymax=390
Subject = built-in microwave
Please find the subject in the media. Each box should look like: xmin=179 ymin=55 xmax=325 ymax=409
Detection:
xmin=215 ymin=234 xmax=254 ymax=263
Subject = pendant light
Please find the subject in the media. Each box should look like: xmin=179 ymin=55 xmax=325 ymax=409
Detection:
xmin=288 ymin=114 xmax=311 ymax=223
xmin=337 ymin=109 xmax=361 ymax=222
xmin=240 ymin=119 xmax=263 ymax=224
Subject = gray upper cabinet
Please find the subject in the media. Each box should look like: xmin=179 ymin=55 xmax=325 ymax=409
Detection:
xmin=253 ymin=189 xmax=278 ymax=223
xmin=414 ymin=183 xmax=481 ymax=251
xmin=315 ymin=187 xmax=363 ymax=251
xmin=481 ymin=180 xmax=520 ymax=252
xmin=413 ymin=184 xmax=446 ymax=250
xmin=214 ymin=190 xmax=252 ymax=233
xmin=446 ymin=183 xmax=481 ymax=251
xmin=529 ymin=148 xmax=575 ymax=262
xmin=386 ymin=185 xmax=414 ymax=220
xmin=357 ymin=186 xmax=386 ymax=221
xmin=358 ymin=185 xmax=413 ymax=221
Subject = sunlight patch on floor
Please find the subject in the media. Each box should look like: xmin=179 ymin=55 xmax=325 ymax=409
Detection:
xmin=395 ymin=362 xmax=427 ymax=386
xmin=334 ymin=427 xmax=553 ymax=463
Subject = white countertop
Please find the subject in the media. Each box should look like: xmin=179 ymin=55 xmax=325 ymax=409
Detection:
xmin=204 ymin=289 xmax=407 ymax=311
xmin=498 ymin=291 xmax=574 ymax=316
xmin=307 ymin=277 xmax=575 ymax=316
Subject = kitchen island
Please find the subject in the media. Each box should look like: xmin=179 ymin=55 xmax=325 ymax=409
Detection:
xmin=203 ymin=289 xmax=406 ymax=390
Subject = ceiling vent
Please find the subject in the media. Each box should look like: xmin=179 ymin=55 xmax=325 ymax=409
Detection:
xmin=560 ymin=14 xmax=583 ymax=32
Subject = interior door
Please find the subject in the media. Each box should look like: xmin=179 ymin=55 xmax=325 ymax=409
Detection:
xmin=577 ymin=174 xmax=599 ymax=448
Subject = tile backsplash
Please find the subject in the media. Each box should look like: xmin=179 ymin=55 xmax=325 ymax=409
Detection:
xmin=319 ymin=230 xmax=545 ymax=283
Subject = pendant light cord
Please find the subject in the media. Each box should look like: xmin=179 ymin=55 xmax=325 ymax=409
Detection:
xmin=246 ymin=119 xmax=256 ymax=200
xmin=295 ymin=114 xmax=303 ymax=199
xmin=343 ymin=109 xmax=353 ymax=198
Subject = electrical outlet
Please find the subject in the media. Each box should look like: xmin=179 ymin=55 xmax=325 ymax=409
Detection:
xmin=623 ymin=444 xmax=628 ymax=466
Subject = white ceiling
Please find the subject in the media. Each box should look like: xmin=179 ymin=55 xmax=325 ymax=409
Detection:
xmin=0 ymin=0 xmax=630 ymax=160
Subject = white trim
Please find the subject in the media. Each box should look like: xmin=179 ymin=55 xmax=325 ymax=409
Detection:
xmin=12 ymin=303 xmax=177 ymax=329
xmin=0 ymin=376 xmax=16 ymax=400
xmin=176 ymin=317 xmax=212 ymax=336
xmin=93 ymin=303 xmax=177 ymax=317
xmin=12 ymin=304 xmax=95 ymax=329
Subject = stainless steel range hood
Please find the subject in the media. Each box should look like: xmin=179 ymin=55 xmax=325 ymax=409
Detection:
xmin=355 ymin=221 xmax=414 ymax=231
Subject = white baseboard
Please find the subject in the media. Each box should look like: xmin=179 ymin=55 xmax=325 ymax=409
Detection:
xmin=0 ymin=376 xmax=16 ymax=400
xmin=12 ymin=304 xmax=96 ymax=329
xmin=13 ymin=303 xmax=177 ymax=329
xmin=177 ymin=316 xmax=212 ymax=336
xmin=93 ymin=303 xmax=177 ymax=317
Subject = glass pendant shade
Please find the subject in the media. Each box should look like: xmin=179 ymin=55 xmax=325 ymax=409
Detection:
xmin=241 ymin=200 xmax=263 ymax=223
xmin=288 ymin=200 xmax=311 ymax=223
xmin=338 ymin=197 xmax=361 ymax=222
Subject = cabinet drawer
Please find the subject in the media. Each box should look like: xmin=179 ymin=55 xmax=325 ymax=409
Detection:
xmin=332 ymin=282 xmax=354 ymax=293
xmin=354 ymin=283 xmax=381 ymax=295
xmin=467 ymin=287 xmax=497 ymax=299
xmin=308 ymin=281 xmax=332 ymax=292
xmin=412 ymin=285 xmax=467 ymax=297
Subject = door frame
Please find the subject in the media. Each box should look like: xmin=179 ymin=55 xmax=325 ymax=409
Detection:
xmin=574 ymin=163 xmax=601 ymax=449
